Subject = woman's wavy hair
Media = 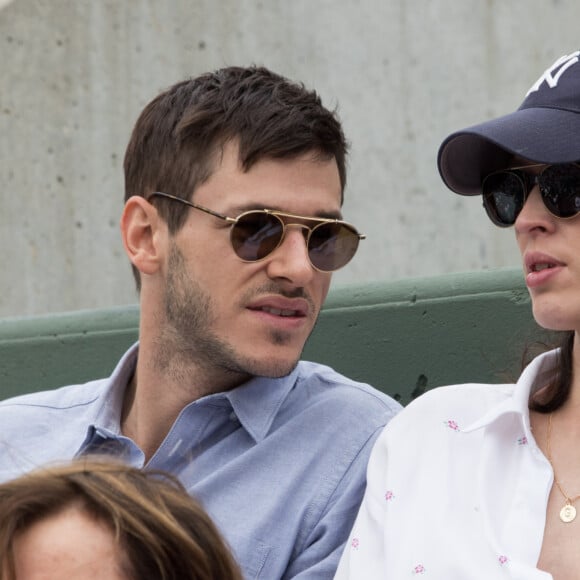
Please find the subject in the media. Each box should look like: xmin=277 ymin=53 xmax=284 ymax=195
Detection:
xmin=0 ymin=459 xmax=242 ymax=580
xmin=528 ymin=330 xmax=574 ymax=413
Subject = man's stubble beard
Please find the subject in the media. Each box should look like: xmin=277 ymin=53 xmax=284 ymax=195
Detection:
xmin=157 ymin=243 xmax=311 ymax=382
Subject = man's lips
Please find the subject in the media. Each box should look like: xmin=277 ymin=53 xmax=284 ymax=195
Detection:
xmin=246 ymin=296 xmax=309 ymax=318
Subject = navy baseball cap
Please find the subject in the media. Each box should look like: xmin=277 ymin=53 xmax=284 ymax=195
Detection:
xmin=438 ymin=51 xmax=580 ymax=195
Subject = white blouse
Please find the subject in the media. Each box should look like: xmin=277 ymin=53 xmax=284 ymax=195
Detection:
xmin=335 ymin=350 xmax=560 ymax=579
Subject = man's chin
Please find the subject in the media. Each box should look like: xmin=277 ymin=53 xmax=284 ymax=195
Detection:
xmin=246 ymin=357 xmax=301 ymax=379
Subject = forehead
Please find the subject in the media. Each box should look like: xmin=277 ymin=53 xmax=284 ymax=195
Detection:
xmin=12 ymin=506 xmax=126 ymax=579
xmin=196 ymin=142 xmax=342 ymax=216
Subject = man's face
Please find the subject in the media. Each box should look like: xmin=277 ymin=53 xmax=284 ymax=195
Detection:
xmin=158 ymin=142 xmax=342 ymax=384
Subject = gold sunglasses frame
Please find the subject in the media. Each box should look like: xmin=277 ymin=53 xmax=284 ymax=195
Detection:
xmin=147 ymin=191 xmax=365 ymax=272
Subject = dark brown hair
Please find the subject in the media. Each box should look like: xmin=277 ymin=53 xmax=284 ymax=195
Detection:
xmin=0 ymin=459 xmax=242 ymax=580
xmin=528 ymin=330 xmax=574 ymax=412
xmin=124 ymin=66 xmax=347 ymax=225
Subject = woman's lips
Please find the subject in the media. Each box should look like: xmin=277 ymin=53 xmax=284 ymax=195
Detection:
xmin=524 ymin=252 xmax=565 ymax=288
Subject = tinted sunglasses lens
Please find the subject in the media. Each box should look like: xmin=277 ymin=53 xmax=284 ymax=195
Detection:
xmin=308 ymin=222 xmax=360 ymax=271
xmin=482 ymin=172 xmax=526 ymax=226
xmin=231 ymin=212 xmax=284 ymax=261
xmin=540 ymin=164 xmax=580 ymax=218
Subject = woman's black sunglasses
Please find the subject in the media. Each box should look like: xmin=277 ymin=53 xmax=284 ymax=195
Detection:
xmin=148 ymin=192 xmax=365 ymax=272
xmin=481 ymin=163 xmax=580 ymax=227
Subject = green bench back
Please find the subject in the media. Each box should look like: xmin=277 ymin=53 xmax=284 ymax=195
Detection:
xmin=0 ymin=268 xmax=552 ymax=405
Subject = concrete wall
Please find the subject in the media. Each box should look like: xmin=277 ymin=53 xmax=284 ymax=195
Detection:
xmin=1 ymin=0 xmax=578 ymax=317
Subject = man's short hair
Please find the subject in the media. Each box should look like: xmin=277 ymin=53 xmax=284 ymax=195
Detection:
xmin=124 ymin=65 xmax=349 ymax=235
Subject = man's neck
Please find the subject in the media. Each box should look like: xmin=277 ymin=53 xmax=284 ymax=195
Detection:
xmin=120 ymin=345 xmax=250 ymax=461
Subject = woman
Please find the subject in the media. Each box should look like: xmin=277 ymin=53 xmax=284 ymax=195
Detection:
xmin=0 ymin=459 xmax=243 ymax=580
xmin=335 ymin=50 xmax=580 ymax=579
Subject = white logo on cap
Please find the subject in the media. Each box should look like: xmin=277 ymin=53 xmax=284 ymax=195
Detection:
xmin=526 ymin=51 xmax=580 ymax=96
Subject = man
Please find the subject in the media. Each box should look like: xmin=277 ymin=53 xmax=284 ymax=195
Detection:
xmin=0 ymin=66 xmax=400 ymax=578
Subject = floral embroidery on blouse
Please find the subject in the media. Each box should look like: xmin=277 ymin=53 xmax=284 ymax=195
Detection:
xmin=351 ymin=537 xmax=359 ymax=549
xmin=517 ymin=435 xmax=528 ymax=445
xmin=385 ymin=490 xmax=395 ymax=501
xmin=412 ymin=564 xmax=426 ymax=574
xmin=498 ymin=555 xmax=508 ymax=565
xmin=444 ymin=419 xmax=460 ymax=431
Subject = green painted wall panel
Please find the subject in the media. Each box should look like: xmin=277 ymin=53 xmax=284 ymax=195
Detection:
xmin=0 ymin=269 xmax=554 ymax=404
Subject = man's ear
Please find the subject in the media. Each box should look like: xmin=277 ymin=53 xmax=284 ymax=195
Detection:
xmin=120 ymin=196 xmax=166 ymax=276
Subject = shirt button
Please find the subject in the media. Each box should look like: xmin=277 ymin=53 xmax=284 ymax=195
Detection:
xmin=229 ymin=412 xmax=237 ymax=422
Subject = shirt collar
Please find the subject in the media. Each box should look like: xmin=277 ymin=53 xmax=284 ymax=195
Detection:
xmin=461 ymin=349 xmax=560 ymax=434
xmin=91 ymin=342 xmax=299 ymax=444
xmin=91 ymin=342 xmax=139 ymax=433
xmin=225 ymin=364 xmax=300 ymax=443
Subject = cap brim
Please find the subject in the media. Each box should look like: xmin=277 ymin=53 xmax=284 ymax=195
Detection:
xmin=437 ymin=107 xmax=580 ymax=195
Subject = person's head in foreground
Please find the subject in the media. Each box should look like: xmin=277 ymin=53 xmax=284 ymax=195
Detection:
xmin=0 ymin=459 xmax=242 ymax=580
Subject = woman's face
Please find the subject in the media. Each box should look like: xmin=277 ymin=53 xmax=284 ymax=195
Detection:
xmin=9 ymin=505 xmax=128 ymax=580
xmin=514 ymin=165 xmax=580 ymax=332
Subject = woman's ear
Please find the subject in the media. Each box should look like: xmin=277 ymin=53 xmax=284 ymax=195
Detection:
xmin=120 ymin=196 xmax=166 ymax=276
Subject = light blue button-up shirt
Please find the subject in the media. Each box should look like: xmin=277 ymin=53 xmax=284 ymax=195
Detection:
xmin=0 ymin=344 xmax=401 ymax=579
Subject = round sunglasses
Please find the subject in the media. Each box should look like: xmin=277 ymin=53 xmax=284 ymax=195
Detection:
xmin=148 ymin=192 xmax=365 ymax=272
xmin=481 ymin=163 xmax=580 ymax=227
